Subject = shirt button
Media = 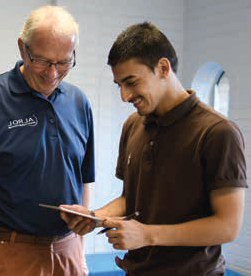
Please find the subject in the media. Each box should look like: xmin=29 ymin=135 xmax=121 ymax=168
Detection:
xmin=150 ymin=141 xmax=155 ymax=146
xmin=49 ymin=118 xmax=55 ymax=124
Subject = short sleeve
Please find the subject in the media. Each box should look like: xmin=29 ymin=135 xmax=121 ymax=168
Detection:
xmin=201 ymin=120 xmax=247 ymax=191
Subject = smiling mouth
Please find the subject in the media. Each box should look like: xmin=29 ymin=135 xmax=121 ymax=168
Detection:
xmin=132 ymin=97 xmax=142 ymax=108
xmin=42 ymin=77 xmax=58 ymax=85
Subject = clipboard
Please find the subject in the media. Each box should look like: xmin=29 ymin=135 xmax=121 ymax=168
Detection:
xmin=39 ymin=204 xmax=104 ymax=222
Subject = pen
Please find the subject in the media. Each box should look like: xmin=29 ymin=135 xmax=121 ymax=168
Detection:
xmin=96 ymin=211 xmax=140 ymax=235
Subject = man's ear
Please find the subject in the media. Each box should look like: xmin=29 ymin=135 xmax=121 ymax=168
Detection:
xmin=17 ymin=38 xmax=25 ymax=60
xmin=156 ymin=57 xmax=171 ymax=78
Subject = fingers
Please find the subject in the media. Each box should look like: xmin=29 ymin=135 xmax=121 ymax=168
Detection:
xmin=63 ymin=215 xmax=95 ymax=235
xmin=60 ymin=204 xmax=86 ymax=212
xmin=60 ymin=211 xmax=70 ymax=223
xmin=102 ymin=219 xmax=141 ymax=250
xmin=107 ymin=235 xmax=122 ymax=249
xmin=102 ymin=218 xmax=123 ymax=230
xmin=59 ymin=204 xmax=95 ymax=235
xmin=69 ymin=216 xmax=90 ymax=229
xmin=71 ymin=219 xmax=96 ymax=235
xmin=107 ymin=235 xmax=127 ymax=250
xmin=60 ymin=204 xmax=88 ymax=223
xmin=103 ymin=219 xmax=125 ymax=249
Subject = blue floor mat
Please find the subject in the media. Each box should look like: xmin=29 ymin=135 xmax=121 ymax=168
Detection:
xmin=86 ymin=253 xmax=245 ymax=276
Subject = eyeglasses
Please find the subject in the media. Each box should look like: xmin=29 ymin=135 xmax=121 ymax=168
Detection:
xmin=24 ymin=43 xmax=76 ymax=71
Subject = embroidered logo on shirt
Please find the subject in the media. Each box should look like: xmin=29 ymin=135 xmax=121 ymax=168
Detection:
xmin=8 ymin=115 xmax=38 ymax=129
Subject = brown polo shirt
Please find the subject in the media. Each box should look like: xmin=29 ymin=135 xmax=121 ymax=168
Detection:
xmin=116 ymin=91 xmax=247 ymax=276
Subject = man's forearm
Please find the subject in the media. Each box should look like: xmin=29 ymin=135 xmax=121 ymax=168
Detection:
xmin=146 ymin=214 xmax=240 ymax=247
xmin=146 ymin=188 xmax=244 ymax=247
xmin=95 ymin=196 xmax=126 ymax=218
xmin=82 ymin=183 xmax=91 ymax=208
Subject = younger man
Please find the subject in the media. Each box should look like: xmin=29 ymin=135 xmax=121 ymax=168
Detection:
xmin=61 ymin=22 xmax=247 ymax=276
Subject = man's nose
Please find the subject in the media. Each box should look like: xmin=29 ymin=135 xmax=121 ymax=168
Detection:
xmin=120 ymin=86 xmax=132 ymax=102
xmin=44 ymin=64 xmax=59 ymax=79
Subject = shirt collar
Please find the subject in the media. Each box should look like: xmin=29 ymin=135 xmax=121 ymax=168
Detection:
xmin=9 ymin=60 xmax=64 ymax=95
xmin=144 ymin=90 xmax=199 ymax=127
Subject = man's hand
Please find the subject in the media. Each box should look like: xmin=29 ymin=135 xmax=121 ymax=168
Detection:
xmin=60 ymin=204 xmax=96 ymax=235
xmin=104 ymin=218 xmax=150 ymax=250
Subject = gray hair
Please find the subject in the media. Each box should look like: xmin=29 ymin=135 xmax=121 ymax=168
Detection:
xmin=20 ymin=5 xmax=79 ymax=45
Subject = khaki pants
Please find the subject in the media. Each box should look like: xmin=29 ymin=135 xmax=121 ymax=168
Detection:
xmin=0 ymin=231 xmax=88 ymax=276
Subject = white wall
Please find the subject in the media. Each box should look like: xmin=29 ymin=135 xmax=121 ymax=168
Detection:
xmin=183 ymin=0 xmax=251 ymax=274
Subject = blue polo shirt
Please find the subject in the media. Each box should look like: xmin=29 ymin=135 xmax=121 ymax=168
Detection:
xmin=0 ymin=61 xmax=95 ymax=235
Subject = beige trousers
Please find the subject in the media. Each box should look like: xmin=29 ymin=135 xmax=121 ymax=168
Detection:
xmin=0 ymin=232 xmax=88 ymax=276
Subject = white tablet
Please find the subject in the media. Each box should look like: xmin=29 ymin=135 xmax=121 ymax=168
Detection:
xmin=39 ymin=204 xmax=104 ymax=222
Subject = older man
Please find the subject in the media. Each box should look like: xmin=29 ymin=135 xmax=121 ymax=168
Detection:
xmin=0 ymin=6 xmax=94 ymax=276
